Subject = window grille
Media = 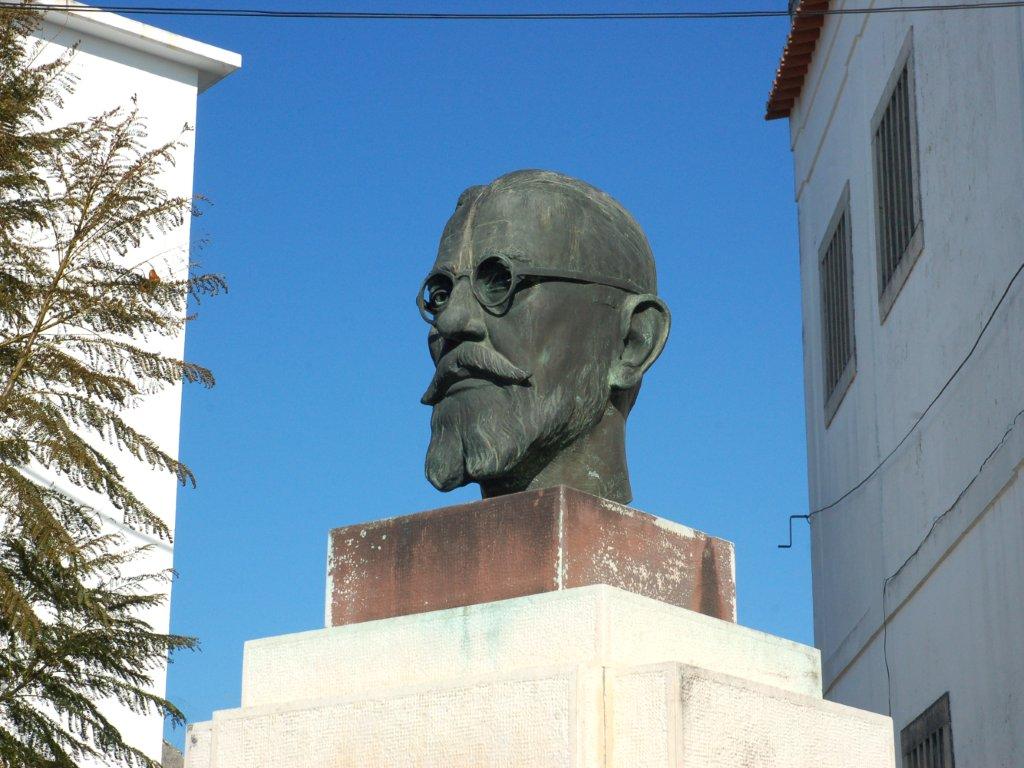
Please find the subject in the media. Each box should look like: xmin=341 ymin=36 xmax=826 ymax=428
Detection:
xmin=901 ymin=693 xmax=955 ymax=768
xmin=873 ymin=36 xmax=923 ymax=320
xmin=819 ymin=186 xmax=855 ymax=424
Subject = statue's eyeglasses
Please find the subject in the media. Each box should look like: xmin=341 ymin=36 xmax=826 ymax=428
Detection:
xmin=417 ymin=254 xmax=640 ymax=324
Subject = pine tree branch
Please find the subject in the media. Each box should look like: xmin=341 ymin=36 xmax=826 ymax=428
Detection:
xmin=0 ymin=223 xmax=85 ymax=412
xmin=1 ymin=8 xmax=213 ymax=764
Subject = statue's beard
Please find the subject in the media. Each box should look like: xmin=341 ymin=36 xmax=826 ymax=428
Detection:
xmin=425 ymin=372 xmax=608 ymax=493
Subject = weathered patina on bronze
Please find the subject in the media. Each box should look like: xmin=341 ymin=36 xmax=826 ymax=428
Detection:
xmin=419 ymin=170 xmax=670 ymax=504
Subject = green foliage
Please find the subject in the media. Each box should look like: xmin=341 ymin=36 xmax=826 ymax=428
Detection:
xmin=0 ymin=511 xmax=198 ymax=767
xmin=0 ymin=5 xmax=222 ymax=765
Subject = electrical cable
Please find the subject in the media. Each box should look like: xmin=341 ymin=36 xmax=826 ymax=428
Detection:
xmin=22 ymin=0 xmax=1023 ymax=536
xmin=807 ymin=260 xmax=1024 ymax=520
xmin=16 ymin=0 xmax=1023 ymax=531
xmin=12 ymin=1 xmax=1024 ymax=21
xmin=778 ymin=261 xmax=1024 ymax=547
xmin=878 ymin=404 xmax=1024 ymax=713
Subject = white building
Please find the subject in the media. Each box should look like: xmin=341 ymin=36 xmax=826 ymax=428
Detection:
xmin=768 ymin=1 xmax=1024 ymax=765
xmin=23 ymin=3 xmax=239 ymax=764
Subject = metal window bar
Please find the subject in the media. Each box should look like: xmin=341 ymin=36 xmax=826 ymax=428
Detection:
xmin=900 ymin=66 xmax=917 ymax=242
xmin=839 ymin=214 xmax=850 ymax=371
xmin=880 ymin=106 xmax=892 ymax=282
xmin=821 ymin=210 xmax=853 ymax=400
xmin=824 ymin=251 xmax=833 ymax=389
xmin=895 ymin=69 xmax=908 ymax=259
xmin=828 ymin=227 xmax=836 ymax=389
xmin=896 ymin=69 xmax=911 ymax=257
xmin=889 ymin=78 xmax=901 ymax=274
xmin=875 ymin=62 xmax=918 ymax=296
xmin=881 ymin=106 xmax=895 ymax=283
xmin=901 ymin=693 xmax=955 ymax=768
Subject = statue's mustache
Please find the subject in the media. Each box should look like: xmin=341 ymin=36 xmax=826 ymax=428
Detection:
xmin=421 ymin=342 xmax=531 ymax=405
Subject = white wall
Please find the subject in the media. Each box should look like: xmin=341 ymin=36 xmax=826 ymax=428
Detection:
xmin=788 ymin=1 xmax=1024 ymax=764
xmin=24 ymin=6 xmax=238 ymax=764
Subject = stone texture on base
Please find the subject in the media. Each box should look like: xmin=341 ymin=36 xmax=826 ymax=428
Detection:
xmin=610 ymin=664 xmax=894 ymax=767
xmin=196 ymin=665 xmax=603 ymax=768
xmin=242 ymin=585 xmax=818 ymax=708
xmin=327 ymin=485 xmax=736 ymax=626
xmin=187 ymin=664 xmax=892 ymax=768
xmin=186 ymin=586 xmax=894 ymax=768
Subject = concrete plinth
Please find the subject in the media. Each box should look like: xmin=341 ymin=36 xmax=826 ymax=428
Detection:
xmin=185 ymin=493 xmax=895 ymax=767
xmin=242 ymin=586 xmax=818 ymax=708
xmin=327 ymin=486 xmax=736 ymax=626
xmin=186 ymin=586 xmax=894 ymax=768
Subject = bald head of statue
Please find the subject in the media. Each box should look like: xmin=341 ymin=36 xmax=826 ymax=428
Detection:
xmin=418 ymin=170 xmax=671 ymax=504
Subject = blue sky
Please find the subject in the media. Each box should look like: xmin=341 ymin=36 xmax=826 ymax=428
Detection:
xmin=117 ymin=0 xmax=813 ymax=746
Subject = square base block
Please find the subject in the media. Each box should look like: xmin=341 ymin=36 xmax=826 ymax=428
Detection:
xmin=187 ymin=588 xmax=893 ymax=768
xmin=611 ymin=662 xmax=895 ymax=767
xmin=327 ymin=485 xmax=735 ymax=626
xmin=242 ymin=585 xmax=819 ymax=708
xmin=186 ymin=663 xmax=893 ymax=768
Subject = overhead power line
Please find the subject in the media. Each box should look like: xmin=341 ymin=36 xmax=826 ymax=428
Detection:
xmin=15 ymin=1 xmax=1024 ymax=20
xmin=779 ymin=259 xmax=1024 ymax=548
xmin=807 ymin=260 xmax=1024 ymax=520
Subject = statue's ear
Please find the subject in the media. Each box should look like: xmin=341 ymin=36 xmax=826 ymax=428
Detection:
xmin=609 ymin=294 xmax=671 ymax=391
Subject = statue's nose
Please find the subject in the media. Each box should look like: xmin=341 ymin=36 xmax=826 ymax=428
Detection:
xmin=434 ymin=279 xmax=486 ymax=342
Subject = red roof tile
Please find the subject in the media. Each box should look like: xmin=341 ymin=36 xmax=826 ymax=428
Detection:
xmin=765 ymin=0 xmax=829 ymax=120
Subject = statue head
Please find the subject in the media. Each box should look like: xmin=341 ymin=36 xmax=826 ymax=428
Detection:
xmin=419 ymin=170 xmax=670 ymax=504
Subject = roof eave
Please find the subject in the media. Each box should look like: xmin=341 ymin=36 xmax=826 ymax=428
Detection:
xmin=764 ymin=0 xmax=829 ymax=121
xmin=30 ymin=0 xmax=241 ymax=93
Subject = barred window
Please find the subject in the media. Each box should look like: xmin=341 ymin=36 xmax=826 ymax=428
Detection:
xmin=873 ymin=36 xmax=923 ymax=320
xmin=901 ymin=693 xmax=955 ymax=768
xmin=819 ymin=186 xmax=855 ymax=425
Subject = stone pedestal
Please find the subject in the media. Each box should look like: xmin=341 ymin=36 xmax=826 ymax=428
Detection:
xmin=327 ymin=486 xmax=736 ymax=626
xmin=185 ymin=488 xmax=895 ymax=768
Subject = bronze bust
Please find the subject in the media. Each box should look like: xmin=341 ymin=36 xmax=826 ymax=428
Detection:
xmin=419 ymin=170 xmax=670 ymax=504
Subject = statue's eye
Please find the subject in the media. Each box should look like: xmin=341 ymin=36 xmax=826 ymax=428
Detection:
xmin=429 ymin=288 xmax=449 ymax=308
xmin=422 ymin=274 xmax=453 ymax=314
xmin=474 ymin=257 xmax=513 ymax=306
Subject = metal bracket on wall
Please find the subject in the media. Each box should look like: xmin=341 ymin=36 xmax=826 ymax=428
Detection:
xmin=778 ymin=515 xmax=810 ymax=549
